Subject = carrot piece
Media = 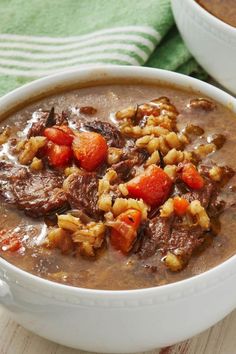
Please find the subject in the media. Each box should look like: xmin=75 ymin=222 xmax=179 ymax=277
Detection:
xmin=1 ymin=236 xmax=22 ymax=252
xmin=44 ymin=125 xmax=74 ymax=146
xmin=72 ymin=132 xmax=108 ymax=171
xmin=5 ymin=239 xmax=21 ymax=252
xmin=110 ymin=209 xmax=142 ymax=254
xmin=173 ymin=196 xmax=189 ymax=216
xmin=140 ymin=106 xmax=160 ymax=117
xmin=47 ymin=142 xmax=72 ymax=167
xmin=126 ymin=165 xmax=173 ymax=207
xmin=181 ymin=163 xmax=204 ymax=190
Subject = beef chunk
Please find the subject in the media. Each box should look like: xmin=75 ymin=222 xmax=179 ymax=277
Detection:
xmin=173 ymin=176 xmax=215 ymax=210
xmin=167 ymin=224 xmax=204 ymax=258
xmin=139 ymin=216 xmax=171 ymax=258
xmin=122 ymin=145 xmax=149 ymax=165
xmin=181 ymin=165 xmax=234 ymax=215
xmin=63 ymin=172 xmax=102 ymax=220
xmin=138 ymin=215 xmax=205 ymax=264
xmin=219 ymin=166 xmax=235 ymax=186
xmin=12 ymin=170 xmax=67 ymax=217
xmin=209 ymin=134 xmax=226 ymax=150
xmin=182 ymin=179 xmax=215 ymax=209
xmin=173 ymin=181 xmax=189 ymax=195
xmin=83 ymin=120 xmax=125 ymax=148
xmin=208 ymin=194 xmax=226 ymax=216
xmin=188 ymin=98 xmax=216 ymax=111
xmin=28 ymin=108 xmax=67 ymax=138
xmin=111 ymin=160 xmax=135 ymax=181
xmin=111 ymin=146 xmax=148 ymax=182
xmin=185 ymin=124 xmax=204 ymax=136
xmin=13 ymin=172 xmax=68 ymax=217
xmin=0 ymin=161 xmax=68 ymax=217
xmin=79 ymin=106 xmax=97 ymax=115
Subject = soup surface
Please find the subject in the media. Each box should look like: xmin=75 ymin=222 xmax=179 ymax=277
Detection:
xmin=196 ymin=0 xmax=236 ymax=28
xmin=0 ymin=83 xmax=235 ymax=290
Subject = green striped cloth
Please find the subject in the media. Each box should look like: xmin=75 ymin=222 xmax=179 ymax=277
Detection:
xmin=0 ymin=0 xmax=206 ymax=96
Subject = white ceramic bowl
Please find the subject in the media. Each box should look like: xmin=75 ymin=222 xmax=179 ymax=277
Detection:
xmin=0 ymin=66 xmax=236 ymax=353
xmin=171 ymin=0 xmax=236 ymax=94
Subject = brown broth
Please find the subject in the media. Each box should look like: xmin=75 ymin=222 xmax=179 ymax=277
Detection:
xmin=0 ymin=83 xmax=236 ymax=290
xmin=196 ymin=0 xmax=236 ymax=28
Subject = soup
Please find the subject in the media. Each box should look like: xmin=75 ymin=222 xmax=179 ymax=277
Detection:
xmin=0 ymin=83 xmax=235 ymax=290
xmin=196 ymin=0 xmax=236 ymax=28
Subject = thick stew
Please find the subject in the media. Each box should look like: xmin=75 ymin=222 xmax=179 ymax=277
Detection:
xmin=0 ymin=83 xmax=235 ymax=290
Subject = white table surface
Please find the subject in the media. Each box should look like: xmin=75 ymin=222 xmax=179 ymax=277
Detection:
xmin=1 ymin=305 xmax=236 ymax=354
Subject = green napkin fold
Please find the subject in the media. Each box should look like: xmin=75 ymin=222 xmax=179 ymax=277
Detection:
xmin=0 ymin=0 xmax=206 ymax=96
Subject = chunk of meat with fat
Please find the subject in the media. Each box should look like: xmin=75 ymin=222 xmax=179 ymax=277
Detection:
xmin=28 ymin=108 xmax=68 ymax=138
xmin=138 ymin=215 xmax=205 ymax=266
xmin=188 ymin=98 xmax=216 ymax=111
xmin=111 ymin=159 xmax=135 ymax=181
xmin=176 ymin=164 xmax=234 ymax=214
xmin=167 ymin=223 xmax=204 ymax=258
xmin=138 ymin=216 xmax=171 ymax=259
xmin=122 ymin=144 xmax=149 ymax=165
xmin=138 ymin=177 xmax=224 ymax=267
xmin=181 ymin=179 xmax=215 ymax=209
xmin=140 ymin=170 xmax=233 ymax=267
xmin=111 ymin=147 xmax=149 ymax=181
xmin=0 ymin=161 xmax=68 ymax=217
xmin=83 ymin=120 xmax=125 ymax=148
xmin=63 ymin=172 xmax=102 ymax=220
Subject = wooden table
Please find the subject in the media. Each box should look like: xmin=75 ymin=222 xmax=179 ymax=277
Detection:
xmin=1 ymin=305 xmax=236 ymax=354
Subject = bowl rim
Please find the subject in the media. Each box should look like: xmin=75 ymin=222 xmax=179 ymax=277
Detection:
xmin=1 ymin=64 xmax=236 ymax=299
xmin=187 ymin=0 xmax=236 ymax=34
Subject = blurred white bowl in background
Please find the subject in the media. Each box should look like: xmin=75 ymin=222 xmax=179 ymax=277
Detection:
xmin=171 ymin=0 xmax=236 ymax=94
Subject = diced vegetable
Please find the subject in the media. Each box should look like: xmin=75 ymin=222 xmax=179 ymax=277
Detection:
xmin=173 ymin=196 xmax=189 ymax=216
xmin=0 ymin=231 xmax=22 ymax=252
xmin=181 ymin=163 xmax=204 ymax=189
xmin=139 ymin=104 xmax=160 ymax=117
xmin=110 ymin=209 xmax=142 ymax=253
xmin=44 ymin=125 xmax=74 ymax=146
xmin=47 ymin=142 xmax=72 ymax=167
xmin=126 ymin=165 xmax=173 ymax=207
xmin=72 ymin=132 xmax=108 ymax=171
xmin=2 ymin=237 xmax=21 ymax=252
